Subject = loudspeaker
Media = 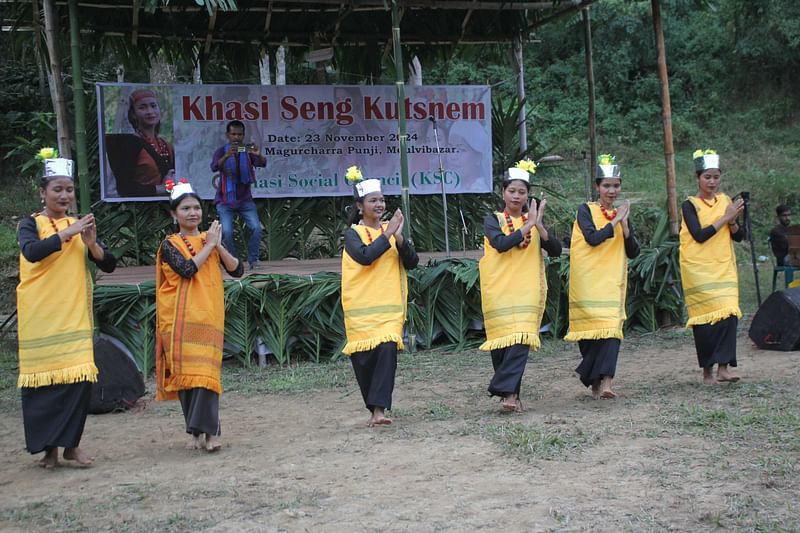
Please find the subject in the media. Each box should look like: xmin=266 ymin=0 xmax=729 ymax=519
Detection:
xmin=90 ymin=334 xmax=146 ymax=414
xmin=749 ymin=287 xmax=800 ymax=351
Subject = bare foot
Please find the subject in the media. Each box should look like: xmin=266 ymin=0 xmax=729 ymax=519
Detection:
xmin=501 ymin=395 xmax=522 ymax=412
xmin=717 ymin=365 xmax=740 ymax=383
xmin=63 ymin=447 xmax=93 ymax=466
xmin=38 ymin=448 xmax=58 ymax=469
xmin=703 ymin=368 xmax=718 ymax=385
xmin=591 ymin=382 xmax=600 ymax=400
xmin=599 ymin=377 xmax=616 ymax=399
xmin=205 ymin=434 xmax=222 ymax=453
xmin=186 ymin=435 xmax=204 ymax=450
xmin=370 ymin=407 xmax=393 ymax=426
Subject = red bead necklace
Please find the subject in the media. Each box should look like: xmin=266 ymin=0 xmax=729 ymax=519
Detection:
xmin=138 ymin=131 xmax=171 ymax=160
xmin=47 ymin=214 xmax=71 ymax=242
xmin=363 ymin=224 xmax=385 ymax=244
xmin=599 ymin=204 xmax=617 ymax=221
xmin=503 ymin=210 xmax=531 ymax=248
xmin=179 ymin=233 xmax=206 ymax=257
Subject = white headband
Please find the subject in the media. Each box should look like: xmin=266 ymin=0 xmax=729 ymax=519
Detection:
xmin=506 ymin=167 xmax=529 ymax=183
xmin=170 ymin=181 xmax=194 ymax=200
xmin=43 ymin=158 xmax=74 ymax=180
xmin=356 ymin=178 xmax=382 ymax=198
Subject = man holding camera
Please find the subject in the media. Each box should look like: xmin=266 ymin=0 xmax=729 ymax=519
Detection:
xmin=210 ymin=120 xmax=266 ymax=270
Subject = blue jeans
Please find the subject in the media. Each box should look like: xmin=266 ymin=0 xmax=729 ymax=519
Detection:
xmin=216 ymin=200 xmax=262 ymax=264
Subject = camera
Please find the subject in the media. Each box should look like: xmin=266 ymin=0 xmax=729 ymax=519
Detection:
xmin=237 ymin=145 xmax=247 ymax=153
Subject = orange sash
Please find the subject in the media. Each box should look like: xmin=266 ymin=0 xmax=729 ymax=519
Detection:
xmin=155 ymin=233 xmax=224 ymax=400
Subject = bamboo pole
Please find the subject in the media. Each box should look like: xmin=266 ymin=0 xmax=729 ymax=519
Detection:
xmin=651 ymin=0 xmax=679 ymax=235
xmin=581 ymin=7 xmax=596 ymax=201
xmin=390 ymin=0 xmax=411 ymax=238
xmin=68 ymin=0 xmax=90 ymax=213
xmin=513 ymin=33 xmax=527 ymax=154
xmin=42 ymin=0 xmax=71 ymax=158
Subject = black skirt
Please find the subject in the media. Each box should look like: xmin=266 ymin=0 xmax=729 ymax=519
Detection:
xmin=575 ymin=339 xmax=621 ymax=387
xmin=350 ymin=342 xmax=398 ymax=412
xmin=178 ymin=388 xmax=221 ymax=437
xmin=20 ymin=381 xmax=92 ymax=454
xmin=692 ymin=315 xmax=738 ymax=368
xmin=488 ymin=343 xmax=529 ymax=398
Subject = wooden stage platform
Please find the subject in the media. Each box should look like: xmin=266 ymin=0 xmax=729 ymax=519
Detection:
xmin=96 ymin=250 xmax=483 ymax=286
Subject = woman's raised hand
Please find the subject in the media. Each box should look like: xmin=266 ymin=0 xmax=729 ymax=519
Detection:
xmin=613 ymin=201 xmax=630 ymax=224
xmin=384 ymin=208 xmax=403 ymax=236
xmin=535 ymin=197 xmax=547 ymax=225
xmin=207 ymin=220 xmax=222 ymax=247
xmin=725 ymin=198 xmax=745 ymax=222
xmin=78 ymin=214 xmax=97 ymax=246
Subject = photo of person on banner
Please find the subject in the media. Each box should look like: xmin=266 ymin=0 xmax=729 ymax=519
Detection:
xmin=104 ymin=88 xmax=175 ymax=198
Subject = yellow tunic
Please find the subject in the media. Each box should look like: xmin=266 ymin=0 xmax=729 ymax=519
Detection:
xmin=17 ymin=214 xmax=98 ymax=388
xmin=156 ymin=234 xmax=225 ymax=400
xmin=341 ymin=224 xmax=408 ymax=355
xmin=479 ymin=212 xmax=547 ymax=351
xmin=565 ymin=203 xmax=628 ymax=341
xmin=679 ymin=194 xmax=741 ymax=327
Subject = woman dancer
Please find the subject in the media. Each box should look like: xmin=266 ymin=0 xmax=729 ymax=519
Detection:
xmin=679 ymin=150 xmax=744 ymax=384
xmin=341 ymin=166 xmax=419 ymax=426
xmin=479 ymin=162 xmax=561 ymax=412
xmin=565 ymin=155 xmax=639 ymax=399
xmin=17 ymin=154 xmax=117 ymax=468
xmin=155 ymin=180 xmax=242 ymax=451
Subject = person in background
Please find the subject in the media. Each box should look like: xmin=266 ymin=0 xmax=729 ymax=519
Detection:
xmin=769 ymin=204 xmax=792 ymax=266
xmin=679 ymin=149 xmax=745 ymax=385
xmin=155 ymin=180 xmax=243 ymax=452
xmin=16 ymin=153 xmax=117 ymax=468
xmin=210 ymin=120 xmax=265 ymax=270
xmin=479 ymin=161 xmax=561 ymax=412
xmin=340 ymin=166 xmax=419 ymax=427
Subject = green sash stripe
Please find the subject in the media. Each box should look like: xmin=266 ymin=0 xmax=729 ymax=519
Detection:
xmin=684 ymin=281 xmax=738 ymax=297
xmin=483 ymin=305 xmax=541 ymax=320
xmin=570 ymin=300 xmax=619 ymax=309
xmin=345 ymin=304 xmax=403 ymax=318
xmin=18 ymin=330 xmax=92 ymax=350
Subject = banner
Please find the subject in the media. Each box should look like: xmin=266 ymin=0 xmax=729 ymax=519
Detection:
xmin=96 ymin=83 xmax=493 ymax=201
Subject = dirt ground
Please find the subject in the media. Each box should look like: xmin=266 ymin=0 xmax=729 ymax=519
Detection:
xmin=0 ymin=331 xmax=798 ymax=532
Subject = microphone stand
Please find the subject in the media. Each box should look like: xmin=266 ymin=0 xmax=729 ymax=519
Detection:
xmin=742 ymin=192 xmax=762 ymax=305
xmin=430 ymin=118 xmax=450 ymax=257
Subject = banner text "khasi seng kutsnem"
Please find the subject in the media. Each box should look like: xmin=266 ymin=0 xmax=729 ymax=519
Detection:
xmin=97 ymin=84 xmax=492 ymax=201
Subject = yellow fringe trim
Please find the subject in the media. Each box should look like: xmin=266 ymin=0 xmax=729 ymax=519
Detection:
xmin=165 ymin=375 xmax=222 ymax=395
xmin=343 ymin=334 xmax=404 ymax=356
xmin=17 ymin=362 xmax=98 ymax=389
xmin=686 ymin=307 xmax=742 ymax=328
xmin=564 ymin=328 xmax=624 ymax=342
xmin=479 ymin=332 xmax=540 ymax=352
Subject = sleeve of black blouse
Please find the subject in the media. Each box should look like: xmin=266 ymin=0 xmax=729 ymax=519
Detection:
xmin=88 ymin=242 xmax=117 ymax=273
xmin=681 ymin=200 xmax=717 ymax=243
xmin=538 ymin=225 xmax=562 ymax=257
xmin=484 ymin=214 xmax=523 ymax=252
xmin=343 ymin=227 xmax=391 ymax=266
xmin=161 ymin=240 xmax=199 ymax=279
xmin=624 ymin=222 xmax=641 ymax=259
xmin=576 ymin=204 xmax=615 ymax=246
xmin=398 ymin=239 xmax=420 ymax=269
xmin=18 ymin=216 xmax=62 ymax=262
xmin=225 ymin=257 xmax=244 ymax=278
